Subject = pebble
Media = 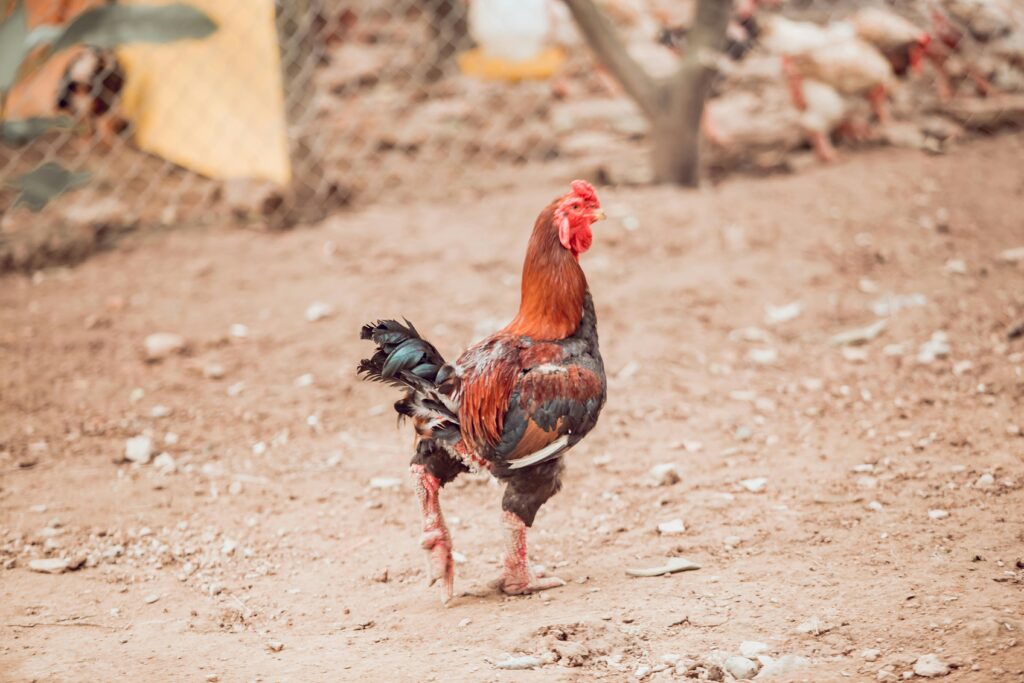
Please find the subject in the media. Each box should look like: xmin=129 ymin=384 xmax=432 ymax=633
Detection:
xmin=143 ymin=332 xmax=187 ymax=361
xmin=765 ymin=302 xmax=802 ymax=325
xmin=862 ymin=649 xmax=881 ymax=662
xmin=635 ymin=664 xmax=651 ymax=679
xmin=153 ymin=452 xmax=176 ymax=474
xmin=867 ymin=500 xmax=884 ymax=512
xmin=740 ymin=478 xmax=767 ymax=493
xmin=252 ymin=442 xmax=267 ymax=456
xmin=143 ymin=593 xmax=160 ymax=604
xmin=625 ymin=557 xmax=700 ymax=577
xmin=917 ymin=332 xmax=951 ymax=365
xmin=755 ymin=655 xmax=809 ymax=679
xmin=266 ymin=640 xmax=285 ymax=653
xmin=458 ymin=618 xmax=471 ymax=627
xmin=29 ymin=558 xmax=71 ymax=574
xmin=294 ymin=373 xmax=315 ymax=388
xmin=725 ymin=656 xmax=759 ymax=680
xmin=796 ymin=617 xmax=829 ymax=635
xmin=657 ymin=519 xmax=686 ymax=535
xmin=125 ymin=436 xmax=154 ymax=464
xmin=203 ymin=363 xmax=226 ymax=380
xmin=305 ymin=302 xmax=334 ymax=322
xmin=913 ymin=654 xmax=950 ymax=678
xmin=495 ymin=655 xmax=542 ymax=670
xmin=928 ymin=509 xmax=949 ymax=520
xmin=150 ymin=405 xmax=171 ymax=418
xmin=650 ymin=463 xmax=681 ymax=486
xmin=747 ymin=348 xmax=779 ymax=365
xmin=998 ymin=246 xmax=1024 ymax=263
xmin=229 ymin=323 xmax=249 ymax=339
xmin=369 ymin=477 xmax=402 ymax=489
xmin=724 ymin=535 xmax=742 ymax=548
xmin=975 ymin=473 xmax=995 ymax=488
xmin=740 ymin=642 xmax=769 ymax=659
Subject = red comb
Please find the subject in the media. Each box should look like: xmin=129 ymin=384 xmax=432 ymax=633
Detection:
xmin=570 ymin=179 xmax=598 ymax=203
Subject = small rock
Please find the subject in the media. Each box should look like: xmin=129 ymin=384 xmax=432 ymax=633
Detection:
xmin=746 ymin=348 xmax=779 ymax=365
xmin=657 ymin=519 xmax=686 ymax=535
xmin=150 ymin=405 xmax=171 ymax=418
xmin=252 ymin=441 xmax=267 ymax=455
xmin=143 ymin=332 xmax=187 ymax=361
xmin=928 ymin=509 xmax=949 ymax=520
xmin=725 ymin=656 xmax=759 ymax=680
xmin=740 ymin=641 xmax=769 ymax=659
xmin=998 ymin=246 xmax=1024 ymax=264
xmin=756 ymin=655 xmax=809 ymax=679
xmin=294 ymin=373 xmax=315 ymax=388
xmin=913 ymin=654 xmax=949 ymax=678
xmin=153 ymin=452 xmax=177 ymax=474
xmin=870 ymin=293 xmax=927 ymax=317
xmin=842 ymin=347 xmax=869 ymax=363
xmin=125 ymin=436 xmax=153 ymax=464
xmin=203 ymin=363 xmax=226 ymax=380
xmin=29 ymin=558 xmax=70 ymax=574
xmin=369 ymin=477 xmax=402 ymax=489
xmin=635 ymin=664 xmax=651 ymax=679
xmin=650 ymin=463 xmax=681 ymax=486
xmin=796 ymin=617 xmax=830 ymax=635
xmin=229 ymin=323 xmax=249 ymax=339
xmin=862 ymin=649 xmax=881 ymax=662
xmin=143 ymin=593 xmax=160 ymax=604
xmin=917 ymin=332 xmax=951 ymax=364
xmin=740 ymin=477 xmax=767 ymax=493
xmin=266 ymin=640 xmax=285 ymax=653
xmin=305 ymin=302 xmax=334 ymax=323
xmin=765 ymin=302 xmax=802 ymax=325
xmin=830 ymin=319 xmax=887 ymax=346
xmin=975 ymin=473 xmax=995 ymax=488
xmin=724 ymin=535 xmax=742 ymax=549
xmin=495 ymin=655 xmax=542 ymax=670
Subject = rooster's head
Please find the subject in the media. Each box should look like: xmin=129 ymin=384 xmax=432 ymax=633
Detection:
xmin=553 ymin=180 xmax=605 ymax=259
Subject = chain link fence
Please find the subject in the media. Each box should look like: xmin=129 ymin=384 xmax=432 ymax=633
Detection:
xmin=1 ymin=0 xmax=1023 ymax=267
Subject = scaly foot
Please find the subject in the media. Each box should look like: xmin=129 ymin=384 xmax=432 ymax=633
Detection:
xmin=420 ymin=524 xmax=454 ymax=603
xmin=491 ymin=567 xmax=566 ymax=595
xmin=493 ymin=510 xmax=566 ymax=596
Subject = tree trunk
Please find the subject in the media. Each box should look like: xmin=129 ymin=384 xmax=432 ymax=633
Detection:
xmin=563 ymin=0 xmax=732 ymax=186
xmin=651 ymin=0 xmax=732 ymax=185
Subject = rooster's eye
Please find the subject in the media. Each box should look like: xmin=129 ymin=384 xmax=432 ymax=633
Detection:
xmin=572 ymin=203 xmax=580 ymax=210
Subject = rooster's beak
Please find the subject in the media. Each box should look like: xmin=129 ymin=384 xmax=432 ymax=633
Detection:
xmin=590 ymin=209 xmax=606 ymax=222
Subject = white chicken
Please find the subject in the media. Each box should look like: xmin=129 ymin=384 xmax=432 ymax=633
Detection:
xmin=469 ymin=0 xmax=551 ymax=62
xmin=760 ymin=16 xmax=897 ymax=124
xmin=850 ymin=7 xmax=932 ymax=76
xmin=759 ymin=15 xmax=856 ymax=56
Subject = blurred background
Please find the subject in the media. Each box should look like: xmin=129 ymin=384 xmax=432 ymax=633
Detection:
xmin=2 ymin=1 xmax=1023 ymax=681
xmin=2 ymin=0 xmax=1024 ymax=270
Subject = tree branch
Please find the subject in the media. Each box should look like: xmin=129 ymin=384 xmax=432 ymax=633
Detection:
xmin=562 ymin=0 xmax=660 ymax=119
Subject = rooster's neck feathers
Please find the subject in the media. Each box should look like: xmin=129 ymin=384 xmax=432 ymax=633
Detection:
xmin=503 ymin=202 xmax=587 ymax=341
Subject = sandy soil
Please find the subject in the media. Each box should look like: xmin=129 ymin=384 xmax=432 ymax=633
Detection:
xmin=1 ymin=135 xmax=1023 ymax=682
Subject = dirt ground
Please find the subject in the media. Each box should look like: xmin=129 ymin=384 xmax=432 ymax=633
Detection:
xmin=1 ymin=134 xmax=1023 ymax=682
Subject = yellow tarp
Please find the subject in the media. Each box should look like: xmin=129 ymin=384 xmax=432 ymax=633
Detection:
xmin=117 ymin=0 xmax=290 ymax=185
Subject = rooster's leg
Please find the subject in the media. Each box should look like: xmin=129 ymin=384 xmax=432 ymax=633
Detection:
xmin=492 ymin=460 xmax=566 ymax=595
xmin=410 ymin=463 xmax=455 ymax=603
xmin=493 ymin=510 xmax=565 ymax=595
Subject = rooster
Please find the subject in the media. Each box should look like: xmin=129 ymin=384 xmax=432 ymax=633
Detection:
xmin=358 ymin=181 xmax=607 ymax=603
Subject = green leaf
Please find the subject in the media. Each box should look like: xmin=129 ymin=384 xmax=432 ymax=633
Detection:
xmin=0 ymin=0 xmax=31 ymax=94
xmin=8 ymin=162 xmax=91 ymax=212
xmin=0 ymin=116 xmax=73 ymax=146
xmin=50 ymin=4 xmax=218 ymax=54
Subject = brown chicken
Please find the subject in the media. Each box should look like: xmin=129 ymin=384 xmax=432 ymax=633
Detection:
xmin=359 ymin=181 xmax=607 ymax=603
